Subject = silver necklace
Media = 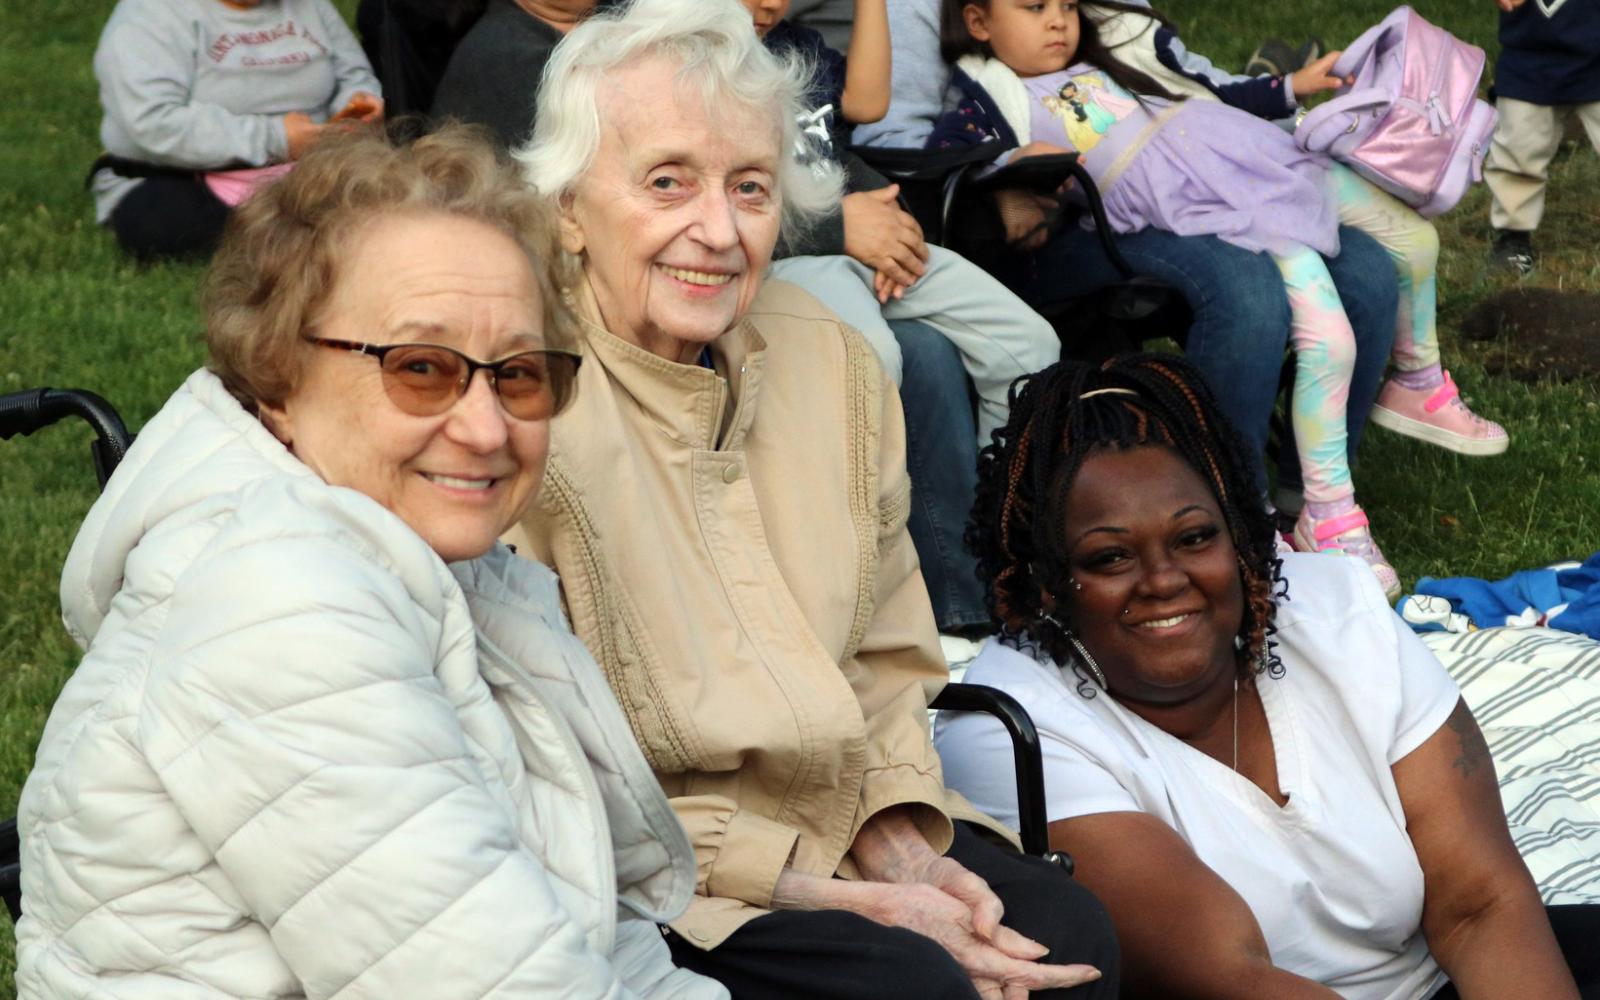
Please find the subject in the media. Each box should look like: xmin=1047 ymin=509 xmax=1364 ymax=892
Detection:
xmin=1232 ymin=675 xmax=1240 ymax=773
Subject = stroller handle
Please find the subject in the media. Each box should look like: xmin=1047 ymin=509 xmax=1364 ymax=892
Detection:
xmin=0 ymin=388 xmax=132 ymax=488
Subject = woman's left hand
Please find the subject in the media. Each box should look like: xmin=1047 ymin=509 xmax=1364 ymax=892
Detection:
xmin=849 ymin=807 xmax=1044 ymax=960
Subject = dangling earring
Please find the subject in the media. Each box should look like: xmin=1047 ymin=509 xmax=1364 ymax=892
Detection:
xmin=1064 ymin=632 xmax=1108 ymax=690
xmin=1041 ymin=612 xmax=1108 ymax=690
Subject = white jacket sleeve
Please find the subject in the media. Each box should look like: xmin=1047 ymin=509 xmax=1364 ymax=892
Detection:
xmin=138 ymin=530 xmax=647 ymax=1000
xmin=94 ymin=6 xmax=289 ymax=167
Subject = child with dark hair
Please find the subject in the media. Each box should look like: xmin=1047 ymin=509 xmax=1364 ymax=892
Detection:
xmin=933 ymin=0 xmax=1509 ymax=600
xmin=742 ymin=0 xmax=1061 ymax=451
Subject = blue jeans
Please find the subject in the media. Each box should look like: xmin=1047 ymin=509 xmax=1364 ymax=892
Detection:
xmin=1023 ymin=225 xmax=1399 ymax=494
xmin=892 ymin=319 xmax=990 ymax=633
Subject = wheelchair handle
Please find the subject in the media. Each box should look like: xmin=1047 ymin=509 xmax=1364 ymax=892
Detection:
xmin=930 ymin=682 xmax=1073 ymax=873
xmin=0 ymin=388 xmax=132 ymax=488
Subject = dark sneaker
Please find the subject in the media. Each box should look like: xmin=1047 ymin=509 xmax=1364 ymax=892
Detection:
xmin=1489 ymin=229 xmax=1537 ymax=276
xmin=1244 ymin=38 xmax=1297 ymax=77
xmin=1294 ymin=37 xmax=1327 ymax=70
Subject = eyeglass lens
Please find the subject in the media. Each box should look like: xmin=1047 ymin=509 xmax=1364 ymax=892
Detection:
xmin=377 ymin=346 xmax=577 ymax=420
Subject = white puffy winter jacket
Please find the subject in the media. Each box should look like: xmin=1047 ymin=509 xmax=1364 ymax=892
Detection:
xmin=15 ymin=369 xmax=729 ymax=1000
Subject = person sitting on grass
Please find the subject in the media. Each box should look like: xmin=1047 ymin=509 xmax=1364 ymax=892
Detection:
xmin=745 ymin=0 xmax=1061 ymax=454
xmin=509 ymin=1 xmax=1119 ymax=994
xmin=19 ymin=124 xmax=724 ymax=1000
xmin=852 ymin=0 xmax=1404 ymax=533
xmin=938 ymin=351 xmax=1598 ymax=999
xmin=90 ymin=0 xmax=383 ymax=261
xmin=932 ymin=0 xmax=1511 ymax=600
xmin=430 ymin=0 xmax=622 ymax=149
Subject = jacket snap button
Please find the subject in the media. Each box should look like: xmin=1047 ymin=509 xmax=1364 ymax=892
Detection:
xmin=721 ymin=463 xmax=741 ymax=484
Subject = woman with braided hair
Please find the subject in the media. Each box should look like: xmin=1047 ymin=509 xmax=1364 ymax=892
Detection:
xmin=935 ymin=352 xmax=1593 ymax=998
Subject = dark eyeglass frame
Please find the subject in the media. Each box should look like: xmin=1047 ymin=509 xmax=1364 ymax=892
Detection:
xmin=305 ymin=335 xmax=582 ymax=419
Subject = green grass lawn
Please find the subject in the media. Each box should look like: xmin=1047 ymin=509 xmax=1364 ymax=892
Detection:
xmin=1 ymin=0 xmax=1597 ymax=989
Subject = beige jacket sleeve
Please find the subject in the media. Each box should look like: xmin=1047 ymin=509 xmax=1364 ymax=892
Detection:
xmin=505 ymin=519 xmax=800 ymax=911
xmin=671 ymin=795 xmax=799 ymax=908
xmin=842 ymin=370 xmax=957 ymax=857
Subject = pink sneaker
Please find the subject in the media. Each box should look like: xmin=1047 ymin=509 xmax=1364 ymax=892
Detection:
xmin=1370 ymin=371 xmax=1509 ymax=456
xmin=1292 ymin=506 xmax=1401 ymax=602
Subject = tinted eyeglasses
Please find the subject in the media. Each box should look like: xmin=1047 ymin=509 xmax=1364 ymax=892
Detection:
xmin=306 ymin=336 xmax=581 ymax=420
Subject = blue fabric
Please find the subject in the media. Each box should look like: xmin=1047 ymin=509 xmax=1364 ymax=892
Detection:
xmin=891 ymin=318 xmax=989 ymax=632
xmin=1415 ymin=553 xmax=1600 ymax=639
xmin=1023 ymin=223 xmax=1397 ymax=493
xmin=1497 ymin=0 xmax=1600 ymax=106
xmin=1148 ymin=23 xmax=1295 ymax=119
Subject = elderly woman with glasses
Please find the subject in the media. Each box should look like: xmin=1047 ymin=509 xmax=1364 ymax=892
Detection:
xmin=17 ymin=125 xmax=727 ymax=1000
xmin=505 ymin=1 xmax=1118 ymax=997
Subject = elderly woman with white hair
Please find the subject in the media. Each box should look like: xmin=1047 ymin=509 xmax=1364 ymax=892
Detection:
xmin=506 ymin=1 xmax=1120 ymax=997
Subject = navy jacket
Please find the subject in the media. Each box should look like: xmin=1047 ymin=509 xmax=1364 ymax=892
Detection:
xmin=1497 ymin=0 xmax=1600 ymax=105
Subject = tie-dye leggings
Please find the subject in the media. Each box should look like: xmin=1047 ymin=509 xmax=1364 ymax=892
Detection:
xmin=1272 ymin=164 xmax=1441 ymax=502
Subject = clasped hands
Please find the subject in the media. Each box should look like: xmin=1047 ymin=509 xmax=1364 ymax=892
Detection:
xmin=772 ymin=808 xmax=1100 ymax=999
xmin=284 ymin=91 xmax=385 ymax=160
xmin=842 ymin=184 xmax=929 ymax=303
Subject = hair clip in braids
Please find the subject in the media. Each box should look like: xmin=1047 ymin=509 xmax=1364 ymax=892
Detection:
xmin=1078 ymin=387 xmax=1141 ymax=401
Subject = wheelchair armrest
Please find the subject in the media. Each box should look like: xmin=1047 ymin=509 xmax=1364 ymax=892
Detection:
xmin=0 ymin=388 xmax=132 ymax=488
xmin=929 ymin=683 xmax=1072 ymax=873
xmin=848 ymin=141 xmax=1006 ymax=183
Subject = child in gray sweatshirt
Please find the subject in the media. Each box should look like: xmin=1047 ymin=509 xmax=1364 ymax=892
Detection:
xmin=92 ymin=0 xmax=380 ymax=258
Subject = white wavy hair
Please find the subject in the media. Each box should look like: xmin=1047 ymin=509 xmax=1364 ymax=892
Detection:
xmin=515 ymin=0 xmax=843 ymax=246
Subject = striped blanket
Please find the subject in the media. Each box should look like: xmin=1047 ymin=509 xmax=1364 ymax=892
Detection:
xmin=1423 ymin=627 xmax=1600 ymax=903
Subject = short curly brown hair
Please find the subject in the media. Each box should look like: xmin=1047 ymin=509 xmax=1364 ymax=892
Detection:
xmin=202 ymin=123 xmax=578 ymax=413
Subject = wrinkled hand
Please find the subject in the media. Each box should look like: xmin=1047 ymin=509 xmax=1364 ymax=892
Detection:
xmin=842 ymin=185 xmax=929 ymax=302
xmin=1497 ymin=0 xmax=1526 ymax=10
xmin=332 ymin=91 xmax=385 ymax=124
xmin=856 ymin=862 xmax=1101 ymax=1000
xmin=283 ymin=112 xmax=325 ymax=160
xmin=1290 ymin=50 xmax=1354 ymax=98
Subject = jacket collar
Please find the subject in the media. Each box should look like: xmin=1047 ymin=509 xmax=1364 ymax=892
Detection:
xmin=953 ymin=58 xmax=1026 ymax=147
xmin=569 ymin=273 xmax=769 ymax=451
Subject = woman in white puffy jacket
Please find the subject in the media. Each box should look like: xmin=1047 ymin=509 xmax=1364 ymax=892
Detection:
xmin=15 ymin=124 xmax=727 ymax=1000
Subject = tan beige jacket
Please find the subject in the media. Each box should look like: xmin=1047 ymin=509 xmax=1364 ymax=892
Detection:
xmin=508 ymin=279 xmax=999 ymax=948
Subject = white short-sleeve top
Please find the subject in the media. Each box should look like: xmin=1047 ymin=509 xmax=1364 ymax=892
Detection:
xmin=935 ymin=553 xmax=1461 ymax=1000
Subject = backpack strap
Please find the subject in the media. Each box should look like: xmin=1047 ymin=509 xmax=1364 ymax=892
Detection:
xmin=1293 ymin=86 xmax=1388 ymax=155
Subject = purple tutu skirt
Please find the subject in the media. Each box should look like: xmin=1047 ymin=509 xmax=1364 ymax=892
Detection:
xmin=1100 ymin=99 xmax=1341 ymax=258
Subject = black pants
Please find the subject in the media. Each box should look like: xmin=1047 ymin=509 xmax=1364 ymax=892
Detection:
xmin=1431 ymin=904 xmax=1600 ymax=999
xmin=665 ymin=823 xmax=1120 ymax=999
xmin=108 ymin=174 xmax=230 ymax=261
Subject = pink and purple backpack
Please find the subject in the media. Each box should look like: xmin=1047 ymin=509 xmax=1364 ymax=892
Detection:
xmin=1293 ymin=6 xmax=1496 ymax=218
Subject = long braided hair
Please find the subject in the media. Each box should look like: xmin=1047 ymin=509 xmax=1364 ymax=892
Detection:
xmin=967 ymin=353 xmax=1285 ymax=686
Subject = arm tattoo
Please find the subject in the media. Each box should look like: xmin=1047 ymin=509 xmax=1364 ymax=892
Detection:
xmin=1445 ymin=699 xmax=1491 ymax=777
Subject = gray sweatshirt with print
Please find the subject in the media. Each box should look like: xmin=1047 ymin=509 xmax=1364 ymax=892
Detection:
xmin=91 ymin=0 xmax=379 ymax=222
